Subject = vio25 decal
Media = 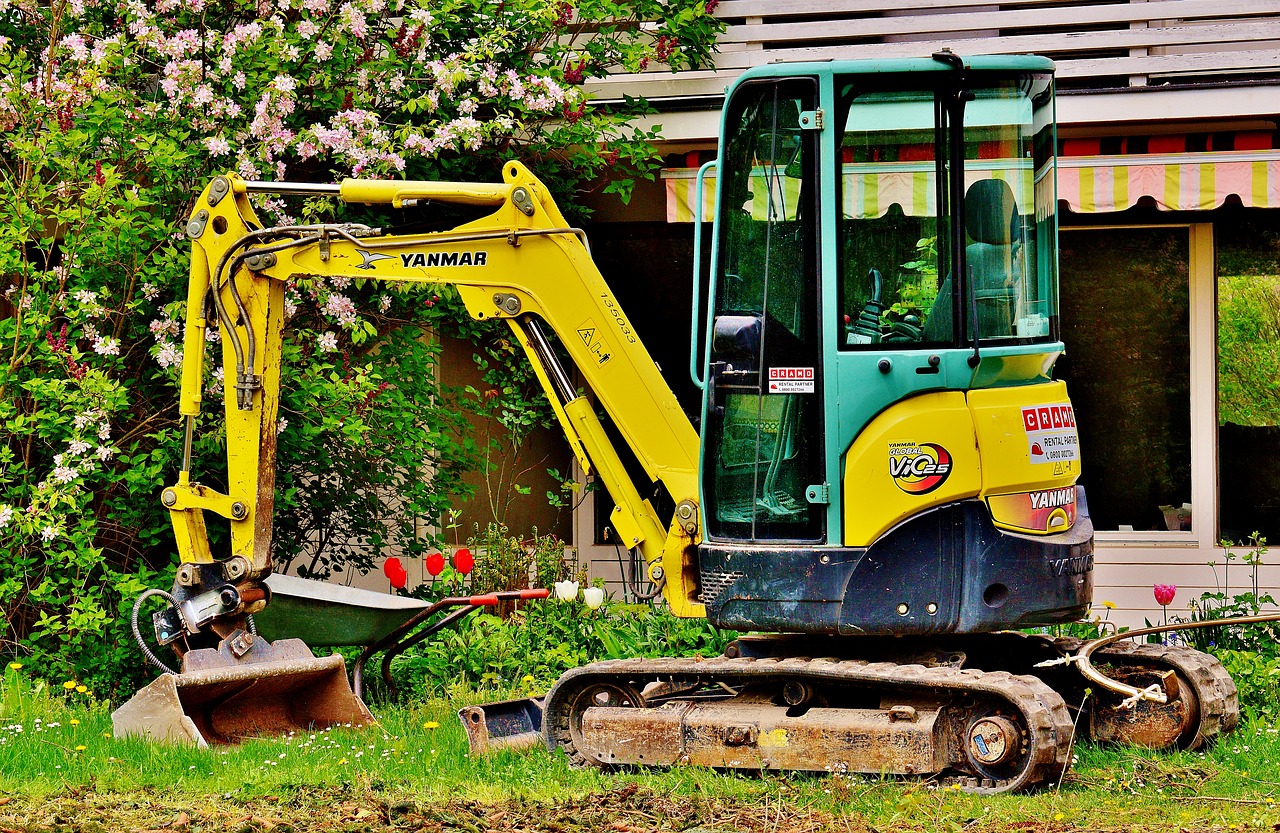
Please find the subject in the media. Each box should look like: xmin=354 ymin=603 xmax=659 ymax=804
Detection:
xmin=888 ymin=441 xmax=952 ymax=495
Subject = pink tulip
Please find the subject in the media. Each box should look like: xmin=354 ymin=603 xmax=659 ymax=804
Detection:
xmin=1153 ymin=583 xmax=1176 ymax=606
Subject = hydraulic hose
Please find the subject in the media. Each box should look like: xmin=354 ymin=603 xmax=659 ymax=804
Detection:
xmin=131 ymin=588 xmax=180 ymax=675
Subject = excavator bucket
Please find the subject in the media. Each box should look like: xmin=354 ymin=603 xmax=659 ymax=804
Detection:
xmin=112 ymin=637 xmax=372 ymax=747
xmin=459 ymin=697 xmax=544 ymax=754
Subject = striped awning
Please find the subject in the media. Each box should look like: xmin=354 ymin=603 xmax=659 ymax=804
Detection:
xmin=664 ymin=161 xmax=1040 ymax=223
xmin=1057 ymin=151 xmax=1280 ymax=213
xmin=663 ymin=144 xmax=1280 ymax=221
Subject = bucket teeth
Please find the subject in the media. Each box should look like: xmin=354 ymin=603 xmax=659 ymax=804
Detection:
xmin=112 ymin=638 xmax=372 ymax=746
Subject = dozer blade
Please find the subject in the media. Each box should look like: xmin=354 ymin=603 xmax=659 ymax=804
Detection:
xmin=458 ymin=697 xmax=544 ymax=754
xmin=112 ymin=637 xmax=373 ymax=746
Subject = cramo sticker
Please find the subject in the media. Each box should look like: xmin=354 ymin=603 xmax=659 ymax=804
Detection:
xmin=888 ymin=441 xmax=953 ymax=494
xmin=1022 ymin=404 xmax=1080 ymax=464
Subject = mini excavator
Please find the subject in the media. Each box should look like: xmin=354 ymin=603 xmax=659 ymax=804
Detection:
xmin=113 ymin=54 xmax=1238 ymax=792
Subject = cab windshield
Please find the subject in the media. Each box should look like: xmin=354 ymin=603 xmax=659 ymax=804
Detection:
xmin=836 ymin=73 xmax=1058 ymax=349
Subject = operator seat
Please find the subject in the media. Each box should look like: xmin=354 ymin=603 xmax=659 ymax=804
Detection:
xmin=922 ymin=177 xmax=1021 ymax=341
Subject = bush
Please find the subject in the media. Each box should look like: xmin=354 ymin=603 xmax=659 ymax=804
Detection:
xmin=391 ymin=598 xmax=737 ymax=699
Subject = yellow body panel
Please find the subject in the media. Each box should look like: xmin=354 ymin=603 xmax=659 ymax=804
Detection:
xmin=842 ymin=392 xmax=982 ymax=547
xmin=969 ymin=383 xmax=1081 ymax=535
xmin=842 ymin=383 xmax=1082 ymax=546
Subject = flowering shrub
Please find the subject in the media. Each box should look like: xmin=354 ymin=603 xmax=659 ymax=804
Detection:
xmin=0 ymin=0 xmax=722 ymax=691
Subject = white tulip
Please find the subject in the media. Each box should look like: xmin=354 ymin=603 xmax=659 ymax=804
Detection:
xmin=582 ymin=586 xmax=605 ymax=610
xmin=553 ymin=579 xmax=580 ymax=601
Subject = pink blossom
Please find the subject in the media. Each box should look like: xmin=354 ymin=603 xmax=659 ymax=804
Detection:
xmin=1153 ymin=583 xmax=1176 ymax=606
xmin=93 ymin=336 xmax=120 ymax=356
xmin=323 ymin=293 xmax=358 ymax=326
xmin=155 ymin=341 xmax=183 ymax=368
xmin=317 ymin=331 xmax=338 ymax=352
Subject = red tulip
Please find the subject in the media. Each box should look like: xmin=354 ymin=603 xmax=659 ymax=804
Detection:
xmin=451 ymin=547 xmax=474 ymax=575
xmin=1153 ymin=583 xmax=1176 ymax=606
xmin=382 ymin=557 xmax=407 ymax=590
xmin=425 ymin=551 xmax=446 ymax=577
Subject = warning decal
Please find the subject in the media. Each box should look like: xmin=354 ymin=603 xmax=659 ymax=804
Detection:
xmin=575 ymin=320 xmax=612 ymax=365
xmin=1022 ymin=403 xmax=1080 ymax=464
xmin=768 ymin=367 xmax=815 ymax=393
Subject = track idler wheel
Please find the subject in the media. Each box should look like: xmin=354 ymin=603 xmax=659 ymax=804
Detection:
xmin=561 ymin=680 xmax=644 ymax=769
xmin=1090 ymin=667 xmax=1199 ymax=749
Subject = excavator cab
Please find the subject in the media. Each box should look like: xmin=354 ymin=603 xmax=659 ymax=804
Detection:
xmin=697 ymin=57 xmax=1093 ymax=636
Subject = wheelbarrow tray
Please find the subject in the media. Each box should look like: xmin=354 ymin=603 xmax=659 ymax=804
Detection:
xmin=253 ymin=573 xmax=430 ymax=647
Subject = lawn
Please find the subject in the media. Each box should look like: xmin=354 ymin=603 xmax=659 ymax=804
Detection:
xmin=2 ymin=671 xmax=1279 ymax=832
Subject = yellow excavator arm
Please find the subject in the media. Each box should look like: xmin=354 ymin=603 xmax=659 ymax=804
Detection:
xmin=166 ymin=161 xmax=704 ymax=647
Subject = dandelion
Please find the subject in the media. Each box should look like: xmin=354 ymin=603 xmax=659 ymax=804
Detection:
xmin=76 ymin=685 xmax=87 ymax=693
xmin=74 ymin=745 xmax=86 ymax=751
xmin=70 ymin=719 xmax=80 ymax=726
xmin=7 ymin=662 xmax=21 ymax=671
xmin=63 ymin=680 xmax=78 ymax=690
xmin=422 ymin=721 xmax=439 ymax=730
xmin=1102 ymin=600 xmax=1116 ymax=609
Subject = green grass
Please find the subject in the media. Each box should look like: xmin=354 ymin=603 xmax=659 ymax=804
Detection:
xmin=3 ymin=665 xmax=1280 ymax=831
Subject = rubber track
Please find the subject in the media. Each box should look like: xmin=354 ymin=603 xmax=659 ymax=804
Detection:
xmin=1052 ymin=637 xmax=1239 ymax=749
xmin=544 ymin=655 xmax=1075 ymax=793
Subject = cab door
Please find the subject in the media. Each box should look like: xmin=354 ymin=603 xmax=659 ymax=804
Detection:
xmin=702 ymin=78 xmax=825 ymax=544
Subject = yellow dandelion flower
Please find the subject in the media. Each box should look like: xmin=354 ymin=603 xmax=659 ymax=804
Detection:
xmin=1102 ymin=601 xmax=1116 ymax=610
xmin=1053 ymin=813 xmax=1064 ymax=821
xmin=63 ymin=680 xmax=77 ymax=690
xmin=337 ymin=757 xmax=348 ymax=765
xmin=423 ymin=721 xmax=440 ymax=730
xmin=70 ymin=719 xmax=80 ymax=726
xmin=75 ymin=685 xmax=87 ymax=693
xmin=102 ymin=732 xmax=112 ymax=738
xmin=522 ymin=674 xmax=535 ymax=683
xmin=74 ymin=745 xmax=87 ymax=751
xmin=8 ymin=662 xmax=22 ymax=671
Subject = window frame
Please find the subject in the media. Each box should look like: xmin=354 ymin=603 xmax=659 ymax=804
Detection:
xmin=1059 ymin=221 xmax=1214 ymax=549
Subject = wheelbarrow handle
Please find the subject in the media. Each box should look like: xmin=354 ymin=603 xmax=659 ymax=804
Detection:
xmin=494 ymin=588 xmax=551 ymax=601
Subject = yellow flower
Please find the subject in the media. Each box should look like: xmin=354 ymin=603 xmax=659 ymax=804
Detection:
xmin=69 ymin=719 xmax=80 ymax=726
xmin=63 ymin=680 xmax=77 ymax=690
xmin=1102 ymin=601 xmax=1116 ymax=610
xmin=75 ymin=685 xmax=87 ymax=693
xmin=74 ymin=745 xmax=87 ymax=751
xmin=337 ymin=757 xmax=348 ymax=765
xmin=423 ymin=721 xmax=440 ymax=730
xmin=1053 ymin=813 xmax=1064 ymax=821
xmin=522 ymin=674 xmax=535 ymax=684
xmin=7 ymin=662 xmax=22 ymax=671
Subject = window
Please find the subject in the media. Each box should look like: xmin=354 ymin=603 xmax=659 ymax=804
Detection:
xmin=1217 ymin=218 xmax=1280 ymax=543
xmin=704 ymin=78 xmax=824 ymax=542
xmin=1057 ymin=226 xmax=1193 ymax=533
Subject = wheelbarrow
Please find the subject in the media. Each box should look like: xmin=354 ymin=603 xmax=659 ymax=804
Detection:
xmin=255 ymin=574 xmax=551 ymax=753
xmin=112 ymin=573 xmax=548 ymax=751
